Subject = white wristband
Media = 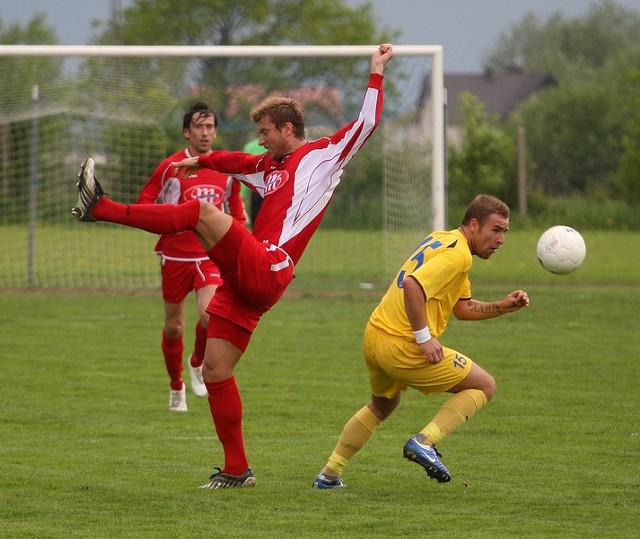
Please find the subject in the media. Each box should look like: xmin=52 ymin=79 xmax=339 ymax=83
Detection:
xmin=413 ymin=326 xmax=432 ymax=344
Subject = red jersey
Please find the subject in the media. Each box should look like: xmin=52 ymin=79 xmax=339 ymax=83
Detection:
xmin=137 ymin=148 xmax=246 ymax=259
xmin=198 ymin=73 xmax=384 ymax=266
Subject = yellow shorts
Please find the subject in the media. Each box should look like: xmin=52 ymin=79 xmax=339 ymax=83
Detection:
xmin=362 ymin=322 xmax=473 ymax=398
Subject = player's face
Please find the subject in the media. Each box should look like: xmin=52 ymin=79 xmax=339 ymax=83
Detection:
xmin=470 ymin=214 xmax=509 ymax=259
xmin=185 ymin=113 xmax=216 ymax=155
xmin=256 ymin=118 xmax=292 ymax=160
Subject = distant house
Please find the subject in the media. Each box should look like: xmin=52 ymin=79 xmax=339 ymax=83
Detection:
xmin=420 ymin=68 xmax=556 ymax=145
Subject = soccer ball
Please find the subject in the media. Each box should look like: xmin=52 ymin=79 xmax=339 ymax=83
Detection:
xmin=536 ymin=225 xmax=586 ymax=275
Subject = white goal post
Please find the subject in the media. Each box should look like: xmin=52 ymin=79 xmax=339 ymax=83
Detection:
xmin=0 ymin=44 xmax=444 ymax=290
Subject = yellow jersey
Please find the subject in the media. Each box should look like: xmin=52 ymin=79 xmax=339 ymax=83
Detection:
xmin=369 ymin=229 xmax=472 ymax=340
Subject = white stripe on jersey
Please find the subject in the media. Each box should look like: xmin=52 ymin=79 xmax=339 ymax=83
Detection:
xmin=279 ymin=86 xmax=381 ymax=245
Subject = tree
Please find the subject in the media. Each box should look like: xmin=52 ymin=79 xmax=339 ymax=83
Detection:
xmin=511 ymin=83 xmax=624 ymax=196
xmin=447 ymin=93 xmax=516 ymax=207
xmin=0 ymin=14 xmax=60 ymax=81
xmin=484 ymin=1 xmax=640 ymax=84
xmin=611 ymin=66 xmax=640 ymax=204
xmin=0 ymin=14 xmax=63 ymax=219
xmin=482 ymin=1 xmax=640 ymax=199
xmin=92 ymin=0 xmax=398 ymax=131
xmin=0 ymin=14 xmax=61 ymax=111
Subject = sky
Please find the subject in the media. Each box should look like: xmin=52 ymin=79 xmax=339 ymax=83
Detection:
xmin=2 ymin=0 xmax=640 ymax=72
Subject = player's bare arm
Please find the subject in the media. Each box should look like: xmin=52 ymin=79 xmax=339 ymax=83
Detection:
xmin=171 ymin=155 xmax=201 ymax=178
xmin=453 ymin=290 xmax=529 ymax=320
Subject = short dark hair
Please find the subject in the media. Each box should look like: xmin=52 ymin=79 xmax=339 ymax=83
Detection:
xmin=461 ymin=194 xmax=510 ymax=226
xmin=183 ymin=101 xmax=217 ymax=130
xmin=250 ymin=96 xmax=306 ymax=139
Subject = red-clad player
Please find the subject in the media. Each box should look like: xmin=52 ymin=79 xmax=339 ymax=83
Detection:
xmin=137 ymin=102 xmax=246 ymax=412
xmin=71 ymin=44 xmax=394 ymax=488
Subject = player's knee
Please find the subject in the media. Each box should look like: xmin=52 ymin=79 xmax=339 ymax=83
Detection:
xmin=164 ymin=322 xmax=184 ymax=338
xmin=195 ymin=201 xmax=229 ymax=249
xmin=198 ymin=199 xmax=219 ymax=220
xmin=482 ymin=373 xmax=496 ymax=401
xmin=198 ymin=313 xmax=210 ymax=328
xmin=368 ymin=394 xmax=400 ymax=420
xmin=368 ymin=404 xmax=391 ymax=421
xmin=202 ymin=358 xmax=233 ymax=383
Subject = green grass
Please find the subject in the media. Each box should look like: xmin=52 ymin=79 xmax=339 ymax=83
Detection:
xmin=1 ymin=279 xmax=639 ymax=537
xmin=2 ymin=225 xmax=639 ymax=290
xmin=1 ymin=228 xmax=639 ymax=537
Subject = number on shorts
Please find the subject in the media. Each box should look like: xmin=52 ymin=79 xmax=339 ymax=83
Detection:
xmin=453 ymin=353 xmax=468 ymax=369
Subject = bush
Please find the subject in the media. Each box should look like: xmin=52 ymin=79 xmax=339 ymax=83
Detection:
xmin=449 ymin=194 xmax=640 ymax=231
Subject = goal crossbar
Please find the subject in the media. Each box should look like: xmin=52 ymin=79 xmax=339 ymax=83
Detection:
xmin=0 ymin=44 xmax=438 ymax=57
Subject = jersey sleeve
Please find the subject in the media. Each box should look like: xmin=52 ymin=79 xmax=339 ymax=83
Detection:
xmin=199 ymin=151 xmax=265 ymax=175
xmin=199 ymin=151 xmax=268 ymax=194
xmin=137 ymin=159 xmax=171 ymax=204
xmin=325 ymin=73 xmax=384 ymax=168
xmin=458 ymin=278 xmax=472 ymax=301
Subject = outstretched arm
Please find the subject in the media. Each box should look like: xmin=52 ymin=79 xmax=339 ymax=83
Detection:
xmin=453 ymin=290 xmax=530 ymax=321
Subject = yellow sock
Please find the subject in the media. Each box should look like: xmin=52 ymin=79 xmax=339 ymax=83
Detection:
xmin=325 ymin=405 xmax=381 ymax=476
xmin=420 ymin=389 xmax=488 ymax=445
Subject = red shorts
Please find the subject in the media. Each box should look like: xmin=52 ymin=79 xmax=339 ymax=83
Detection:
xmin=160 ymin=257 xmax=223 ymax=304
xmin=205 ymin=219 xmax=295 ymax=351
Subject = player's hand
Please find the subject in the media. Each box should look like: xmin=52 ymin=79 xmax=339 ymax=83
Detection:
xmin=500 ymin=290 xmax=530 ymax=312
xmin=371 ymin=43 xmax=393 ymax=74
xmin=419 ymin=337 xmax=444 ymax=364
xmin=171 ymin=156 xmax=200 ymax=178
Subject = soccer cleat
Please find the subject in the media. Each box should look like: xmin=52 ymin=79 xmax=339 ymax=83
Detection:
xmin=168 ymin=383 xmax=188 ymax=412
xmin=403 ymin=436 xmax=451 ymax=483
xmin=312 ymin=473 xmax=345 ymax=489
xmin=71 ymin=157 xmax=105 ymax=222
xmin=188 ymin=355 xmax=208 ymax=397
xmin=200 ymin=467 xmax=256 ymax=489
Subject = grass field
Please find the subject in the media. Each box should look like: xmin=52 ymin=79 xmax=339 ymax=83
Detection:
xmin=1 ymin=230 xmax=639 ymax=538
xmin=2 ymin=225 xmax=639 ymax=290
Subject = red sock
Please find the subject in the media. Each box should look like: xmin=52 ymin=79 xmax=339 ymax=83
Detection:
xmin=162 ymin=329 xmax=184 ymax=391
xmin=92 ymin=197 xmax=200 ymax=234
xmin=191 ymin=322 xmax=207 ymax=368
xmin=206 ymin=376 xmax=248 ymax=475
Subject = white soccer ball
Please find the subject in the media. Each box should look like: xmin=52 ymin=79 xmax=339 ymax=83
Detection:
xmin=536 ymin=225 xmax=586 ymax=275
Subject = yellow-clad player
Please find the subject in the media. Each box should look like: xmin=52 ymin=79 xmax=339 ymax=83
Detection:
xmin=313 ymin=194 xmax=530 ymax=488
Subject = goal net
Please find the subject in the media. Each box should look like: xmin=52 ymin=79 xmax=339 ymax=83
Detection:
xmin=0 ymin=45 xmax=443 ymax=293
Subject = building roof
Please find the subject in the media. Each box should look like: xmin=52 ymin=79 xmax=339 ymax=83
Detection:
xmin=423 ymin=69 xmax=556 ymax=125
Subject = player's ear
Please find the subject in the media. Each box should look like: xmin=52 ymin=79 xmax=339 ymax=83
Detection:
xmin=282 ymin=122 xmax=294 ymax=136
